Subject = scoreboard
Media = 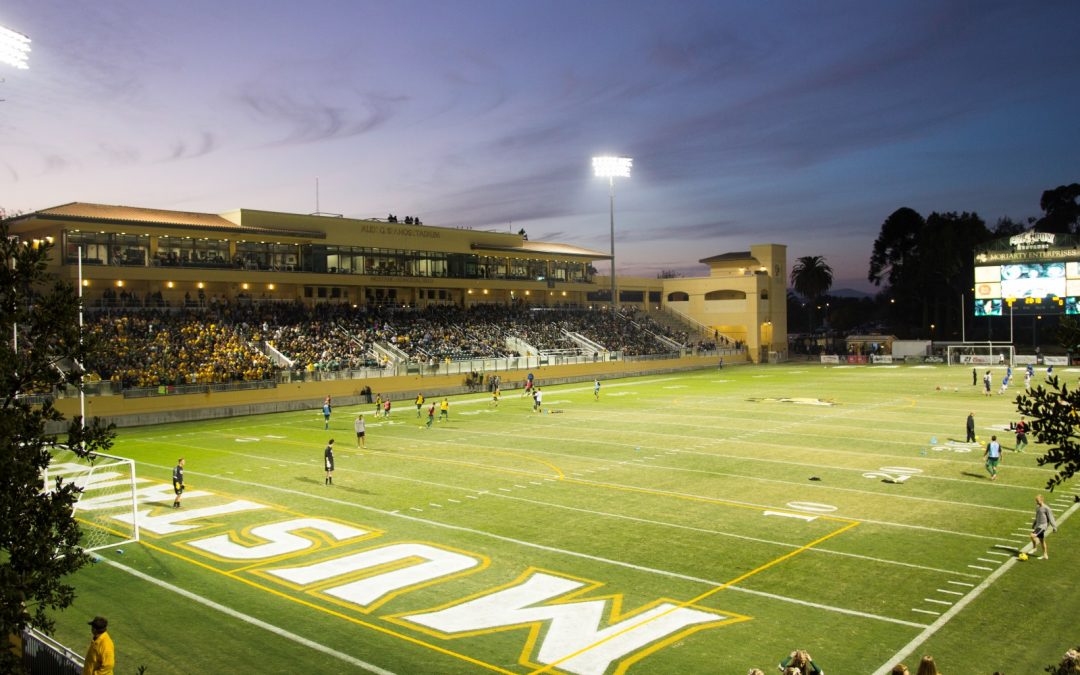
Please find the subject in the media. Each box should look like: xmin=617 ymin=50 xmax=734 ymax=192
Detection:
xmin=973 ymin=232 xmax=1080 ymax=316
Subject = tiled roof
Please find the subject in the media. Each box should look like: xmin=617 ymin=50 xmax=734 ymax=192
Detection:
xmin=699 ymin=251 xmax=755 ymax=264
xmin=21 ymin=202 xmax=324 ymax=239
xmin=472 ymin=240 xmax=609 ymax=259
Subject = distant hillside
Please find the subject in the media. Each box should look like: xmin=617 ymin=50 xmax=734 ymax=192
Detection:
xmin=829 ymin=288 xmax=872 ymax=299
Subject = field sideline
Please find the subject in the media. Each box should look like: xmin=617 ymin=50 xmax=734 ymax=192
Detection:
xmin=50 ymin=363 xmax=1080 ymax=674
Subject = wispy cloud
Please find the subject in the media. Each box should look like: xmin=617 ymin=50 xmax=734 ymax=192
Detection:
xmin=166 ymin=131 xmax=217 ymax=161
xmin=237 ymin=87 xmax=401 ymax=146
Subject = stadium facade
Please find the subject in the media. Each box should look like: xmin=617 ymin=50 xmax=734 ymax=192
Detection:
xmin=6 ymin=202 xmax=787 ymax=362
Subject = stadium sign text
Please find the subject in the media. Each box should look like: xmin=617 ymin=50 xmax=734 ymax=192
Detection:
xmin=1009 ymin=231 xmax=1055 ymax=250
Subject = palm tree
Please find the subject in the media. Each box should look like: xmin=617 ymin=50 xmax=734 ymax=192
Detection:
xmin=790 ymin=255 xmax=834 ymax=331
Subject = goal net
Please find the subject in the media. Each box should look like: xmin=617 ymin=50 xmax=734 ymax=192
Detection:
xmin=945 ymin=343 xmax=1015 ymax=367
xmin=43 ymin=449 xmax=140 ymax=553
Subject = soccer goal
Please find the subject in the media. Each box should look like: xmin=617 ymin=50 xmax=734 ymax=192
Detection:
xmin=945 ymin=343 xmax=1015 ymax=367
xmin=43 ymin=449 xmax=140 ymax=553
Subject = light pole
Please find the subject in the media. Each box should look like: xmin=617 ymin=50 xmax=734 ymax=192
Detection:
xmin=593 ymin=156 xmax=632 ymax=318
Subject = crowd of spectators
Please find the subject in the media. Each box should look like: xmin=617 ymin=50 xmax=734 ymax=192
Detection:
xmin=85 ymin=311 xmax=275 ymax=389
xmin=80 ymin=301 xmax=729 ymax=390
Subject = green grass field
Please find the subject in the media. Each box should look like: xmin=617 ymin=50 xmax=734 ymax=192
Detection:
xmin=49 ymin=363 xmax=1080 ymax=674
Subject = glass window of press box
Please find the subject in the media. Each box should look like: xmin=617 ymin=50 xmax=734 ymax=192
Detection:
xmin=58 ymin=232 xmax=591 ymax=283
xmin=235 ymin=242 xmax=299 ymax=271
xmin=154 ymin=236 xmax=230 ymax=268
xmin=64 ymin=231 xmax=149 ymax=266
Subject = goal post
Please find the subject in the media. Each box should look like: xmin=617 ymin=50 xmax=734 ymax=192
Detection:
xmin=945 ymin=343 xmax=1015 ymax=367
xmin=43 ymin=449 xmax=140 ymax=553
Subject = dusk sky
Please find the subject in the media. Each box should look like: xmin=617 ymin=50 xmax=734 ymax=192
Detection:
xmin=2 ymin=1 xmax=1078 ymax=291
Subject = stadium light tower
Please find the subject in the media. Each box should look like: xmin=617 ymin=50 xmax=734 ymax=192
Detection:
xmin=0 ymin=24 xmax=32 ymax=70
xmin=592 ymin=156 xmax=632 ymax=317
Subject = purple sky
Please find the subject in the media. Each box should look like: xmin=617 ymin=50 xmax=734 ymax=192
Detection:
xmin=2 ymin=1 xmax=1078 ymax=291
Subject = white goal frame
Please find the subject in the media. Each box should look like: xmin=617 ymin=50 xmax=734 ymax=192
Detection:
xmin=945 ymin=343 xmax=1015 ymax=367
xmin=43 ymin=450 xmax=140 ymax=553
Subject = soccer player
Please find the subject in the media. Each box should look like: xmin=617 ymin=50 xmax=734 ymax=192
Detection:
xmin=1024 ymin=369 xmax=1033 ymax=391
xmin=355 ymin=414 xmax=366 ymax=449
xmin=594 ymin=378 xmax=601 ymax=401
xmin=322 ymin=399 xmax=332 ymax=429
xmin=1028 ymin=494 xmax=1059 ymax=559
xmin=998 ymin=369 xmax=1011 ymax=395
xmin=1014 ymin=416 xmax=1028 ymax=452
xmin=983 ymin=370 xmax=992 ymax=397
xmin=324 ymin=439 xmax=335 ymax=485
xmin=415 ymin=392 xmax=425 ymax=417
xmin=383 ymin=398 xmax=391 ymax=418
xmin=534 ymin=387 xmax=543 ymax=414
xmin=983 ymin=435 xmax=1002 ymax=481
xmin=439 ymin=398 xmax=449 ymax=422
xmin=522 ymin=372 xmax=534 ymax=397
xmin=172 ymin=457 xmax=185 ymax=508
xmin=492 ymin=386 xmax=500 ymax=407
xmin=374 ymin=393 xmax=382 ymax=417
xmin=426 ymin=402 xmax=435 ymax=428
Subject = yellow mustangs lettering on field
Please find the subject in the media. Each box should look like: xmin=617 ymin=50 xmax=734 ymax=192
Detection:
xmin=175 ymin=511 xmax=740 ymax=675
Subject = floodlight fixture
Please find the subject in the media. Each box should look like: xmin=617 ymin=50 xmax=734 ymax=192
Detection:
xmin=592 ymin=156 xmax=632 ymax=179
xmin=592 ymin=155 xmax=632 ymax=317
xmin=0 ymin=24 xmax=31 ymax=70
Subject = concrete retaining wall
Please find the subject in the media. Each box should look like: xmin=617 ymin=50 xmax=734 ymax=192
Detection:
xmin=51 ymin=354 xmax=734 ymax=430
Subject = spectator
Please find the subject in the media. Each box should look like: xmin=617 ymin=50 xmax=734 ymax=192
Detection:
xmin=778 ymin=649 xmax=823 ymax=675
xmin=83 ymin=616 xmax=115 ymax=675
xmin=915 ymin=655 xmax=941 ymax=675
xmin=1050 ymin=649 xmax=1080 ymax=674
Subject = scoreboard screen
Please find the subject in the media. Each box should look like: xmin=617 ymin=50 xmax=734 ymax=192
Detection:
xmin=974 ymin=262 xmax=1076 ymax=315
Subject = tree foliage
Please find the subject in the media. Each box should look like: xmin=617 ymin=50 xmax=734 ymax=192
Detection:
xmin=1016 ymin=376 xmax=1080 ymax=491
xmin=1033 ymin=183 xmax=1080 ymax=234
xmin=0 ymin=223 xmax=116 ymax=669
xmin=789 ymin=256 xmax=833 ymax=302
xmin=790 ymin=256 xmax=834 ymax=332
xmin=867 ymin=207 xmax=991 ymax=338
xmin=1016 ymin=312 xmax=1080 ymax=491
xmin=868 ymin=207 xmax=924 ymax=289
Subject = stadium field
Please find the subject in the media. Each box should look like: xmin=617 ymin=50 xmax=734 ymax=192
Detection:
xmin=51 ymin=363 xmax=1079 ymax=674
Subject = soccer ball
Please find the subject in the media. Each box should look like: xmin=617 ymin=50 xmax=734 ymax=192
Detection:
xmin=1017 ymin=552 xmax=1028 ymax=561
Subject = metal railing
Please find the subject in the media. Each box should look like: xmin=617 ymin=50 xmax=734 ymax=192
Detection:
xmin=21 ymin=627 xmax=83 ymax=675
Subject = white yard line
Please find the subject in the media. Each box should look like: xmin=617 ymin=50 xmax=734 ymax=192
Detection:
xmin=102 ymin=557 xmax=396 ymax=675
xmin=873 ymin=500 xmax=1080 ymax=674
xmin=430 ymin=432 xmax=1032 ymax=513
xmin=159 ymin=470 xmax=922 ymax=627
xmin=484 ymin=491 xmax=981 ymax=578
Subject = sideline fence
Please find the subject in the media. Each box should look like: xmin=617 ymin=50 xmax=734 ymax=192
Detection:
xmin=20 ymin=627 xmax=83 ymax=675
